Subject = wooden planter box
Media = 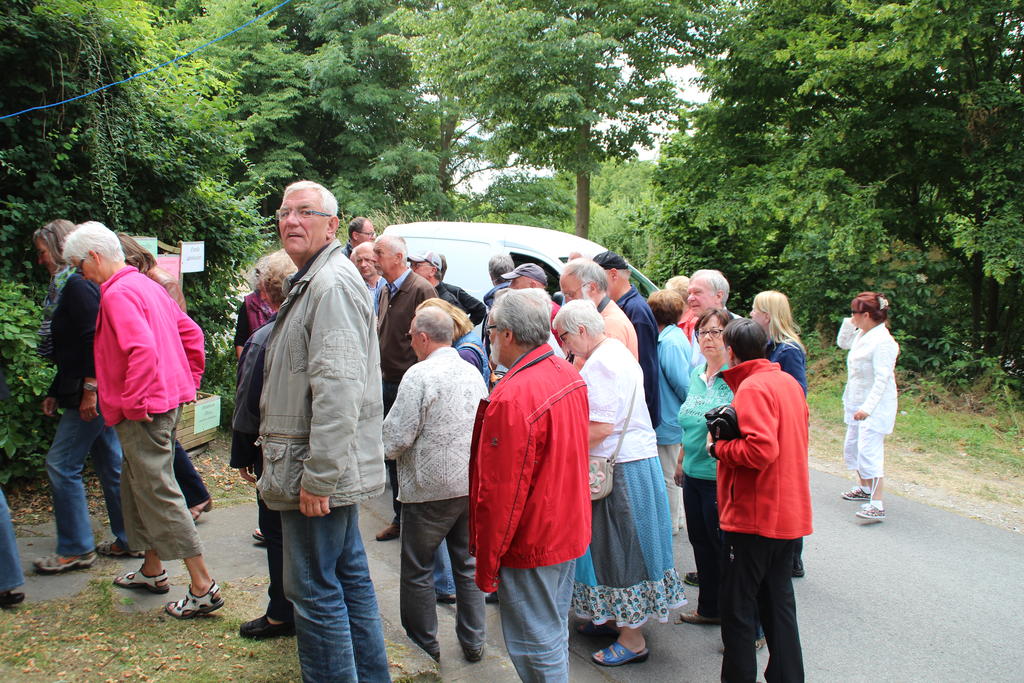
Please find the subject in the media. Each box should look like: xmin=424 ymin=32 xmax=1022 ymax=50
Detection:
xmin=178 ymin=392 xmax=221 ymax=451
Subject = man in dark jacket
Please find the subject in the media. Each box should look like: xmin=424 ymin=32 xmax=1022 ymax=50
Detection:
xmin=594 ymin=250 xmax=661 ymax=425
xmin=409 ymin=250 xmax=487 ymax=326
xmin=713 ymin=318 xmax=812 ymax=683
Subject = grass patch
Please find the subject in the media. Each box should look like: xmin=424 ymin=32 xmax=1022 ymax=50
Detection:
xmin=0 ymin=577 xmax=302 ymax=682
xmin=807 ymin=355 xmax=1024 ymax=476
xmin=0 ymin=578 xmax=300 ymax=682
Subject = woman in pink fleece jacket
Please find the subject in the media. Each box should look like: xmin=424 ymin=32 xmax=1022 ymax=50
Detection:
xmin=62 ymin=222 xmax=222 ymax=621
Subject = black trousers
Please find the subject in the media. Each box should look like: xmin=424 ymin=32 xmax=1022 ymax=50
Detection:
xmin=720 ymin=532 xmax=804 ymax=683
xmin=683 ymin=475 xmax=721 ymax=618
xmin=172 ymin=441 xmax=209 ymax=509
xmin=257 ymin=493 xmax=294 ymax=623
xmin=382 ymin=380 xmax=402 ymax=525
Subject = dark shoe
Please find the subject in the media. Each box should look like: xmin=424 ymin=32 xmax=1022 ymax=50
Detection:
xmin=576 ymin=621 xmax=619 ymax=637
xmin=436 ymin=593 xmax=457 ymax=605
xmin=683 ymin=571 xmax=699 ymax=587
xmin=484 ymin=591 xmax=499 ymax=604
xmin=462 ymin=645 xmax=484 ymax=663
xmin=792 ymin=557 xmax=805 ymax=578
xmin=239 ymin=615 xmax=296 ymax=640
xmin=675 ymin=611 xmax=721 ymax=625
xmin=0 ymin=590 xmax=25 ymax=608
xmin=375 ymin=522 xmax=400 ymax=542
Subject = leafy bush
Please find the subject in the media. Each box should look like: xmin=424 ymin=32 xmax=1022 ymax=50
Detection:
xmin=0 ymin=282 xmax=55 ymax=483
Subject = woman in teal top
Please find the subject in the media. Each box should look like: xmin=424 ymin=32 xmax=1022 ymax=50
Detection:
xmin=673 ymin=309 xmax=734 ymax=625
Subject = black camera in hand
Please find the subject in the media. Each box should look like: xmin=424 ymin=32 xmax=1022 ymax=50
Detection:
xmin=705 ymin=404 xmax=741 ymax=443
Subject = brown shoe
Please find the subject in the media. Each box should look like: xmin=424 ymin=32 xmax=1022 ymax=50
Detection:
xmin=675 ymin=611 xmax=721 ymax=625
xmin=375 ymin=522 xmax=400 ymax=542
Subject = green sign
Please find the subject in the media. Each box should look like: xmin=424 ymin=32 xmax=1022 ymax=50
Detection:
xmin=131 ymin=236 xmax=159 ymax=257
xmin=193 ymin=396 xmax=221 ymax=434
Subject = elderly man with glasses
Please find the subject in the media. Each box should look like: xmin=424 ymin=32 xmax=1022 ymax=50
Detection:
xmin=260 ymin=180 xmax=389 ymax=682
xmin=342 ymin=216 xmax=376 ymax=258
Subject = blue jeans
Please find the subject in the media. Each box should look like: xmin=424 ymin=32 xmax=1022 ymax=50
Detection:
xmin=0 ymin=486 xmax=24 ymax=593
xmin=433 ymin=539 xmax=455 ymax=595
xmin=281 ymin=505 xmax=390 ymax=683
xmin=45 ymin=408 xmax=126 ymax=556
xmin=497 ymin=560 xmax=575 ymax=683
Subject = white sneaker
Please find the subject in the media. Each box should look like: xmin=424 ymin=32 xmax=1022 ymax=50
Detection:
xmin=856 ymin=504 xmax=886 ymax=522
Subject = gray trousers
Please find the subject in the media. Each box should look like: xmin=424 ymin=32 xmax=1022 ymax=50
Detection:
xmin=400 ymin=496 xmax=485 ymax=659
xmin=497 ymin=560 xmax=575 ymax=683
xmin=114 ymin=407 xmax=202 ymax=560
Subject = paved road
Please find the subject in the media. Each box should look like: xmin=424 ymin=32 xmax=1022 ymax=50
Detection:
xmin=361 ymin=465 xmax=1024 ymax=683
xmin=13 ymin=465 xmax=1024 ymax=682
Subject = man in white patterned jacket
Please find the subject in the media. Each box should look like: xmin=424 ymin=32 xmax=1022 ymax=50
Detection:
xmin=382 ymin=306 xmax=489 ymax=663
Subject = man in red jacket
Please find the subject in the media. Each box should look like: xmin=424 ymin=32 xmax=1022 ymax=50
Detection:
xmin=713 ymin=318 xmax=812 ymax=683
xmin=470 ymin=288 xmax=591 ymax=682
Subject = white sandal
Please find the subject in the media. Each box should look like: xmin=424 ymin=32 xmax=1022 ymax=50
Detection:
xmin=165 ymin=581 xmax=224 ymax=619
xmin=114 ymin=567 xmax=169 ymax=594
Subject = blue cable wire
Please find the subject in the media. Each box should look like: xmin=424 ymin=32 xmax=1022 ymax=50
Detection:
xmin=0 ymin=0 xmax=297 ymax=121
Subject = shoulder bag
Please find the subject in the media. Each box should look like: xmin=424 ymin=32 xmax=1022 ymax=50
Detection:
xmin=589 ymin=384 xmax=637 ymax=501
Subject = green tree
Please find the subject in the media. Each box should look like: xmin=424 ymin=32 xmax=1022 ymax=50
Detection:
xmin=0 ymin=0 xmax=265 ymax=477
xmin=395 ymin=0 xmax=691 ymax=237
xmin=655 ymin=0 xmax=1024 ymax=372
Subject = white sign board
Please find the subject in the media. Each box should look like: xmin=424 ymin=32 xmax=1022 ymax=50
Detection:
xmin=180 ymin=241 xmax=205 ymax=273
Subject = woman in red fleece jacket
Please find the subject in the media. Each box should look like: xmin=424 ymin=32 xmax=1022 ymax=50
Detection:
xmin=713 ymin=318 xmax=811 ymax=683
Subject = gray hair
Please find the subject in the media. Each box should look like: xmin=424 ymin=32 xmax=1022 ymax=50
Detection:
xmin=32 ymin=219 xmax=76 ymax=267
xmin=490 ymin=288 xmax=552 ymax=348
xmin=63 ymin=221 xmax=125 ymax=264
xmin=283 ymin=180 xmax=338 ymax=217
xmin=690 ymin=269 xmax=730 ymax=305
xmin=562 ymin=258 xmax=608 ymax=293
xmin=487 ymin=253 xmax=514 ymax=285
xmin=255 ymin=249 xmax=297 ymax=308
xmin=375 ymin=233 xmax=408 ymax=260
xmin=553 ymin=299 xmax=605 ymax=336
xmin=412 ymin=306 xmax=454 ymax=345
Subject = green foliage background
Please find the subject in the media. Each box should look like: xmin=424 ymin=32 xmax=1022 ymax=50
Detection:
xmin=0 ymin=0 xmax=1021 ymax=482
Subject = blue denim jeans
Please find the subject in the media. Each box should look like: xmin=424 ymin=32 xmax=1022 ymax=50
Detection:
xmin=281 ymin=504 xmax=390 ymax=683
xmin=497 ymin=560 xmax=575 ymax=683
xmin=0 ymin=486 xmax=24 ymax=593
xmin=46 ymin=408 xmax=126 ymax=556
xmin=433 ymin=539 xmax=455 ymax=595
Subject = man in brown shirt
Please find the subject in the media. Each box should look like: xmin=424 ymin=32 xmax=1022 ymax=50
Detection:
xmin=372 ymin=234 xmax=437 ymax=540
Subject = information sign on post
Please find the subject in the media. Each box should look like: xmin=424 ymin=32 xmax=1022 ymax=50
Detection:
xmin=132 ymin=236 xmax=159 ymax=257
xmin=192 ymin=396 xmax=221 ymax=434
xmin=180 ymin=241 xmax=205 ymax=273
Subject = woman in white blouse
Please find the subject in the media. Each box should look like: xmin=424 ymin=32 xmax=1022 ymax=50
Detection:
xmin=554 ymin=300 xmax=685 ymax=667
xmin=837 ymin=292 xmax=900 ymax=522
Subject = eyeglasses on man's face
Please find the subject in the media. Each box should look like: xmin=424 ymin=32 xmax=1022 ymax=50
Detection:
xmin=276 ymin=207 xmax=332 ymax=221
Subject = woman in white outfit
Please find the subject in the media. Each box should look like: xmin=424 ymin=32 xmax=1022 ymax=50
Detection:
xmin=837 ymin=292 xmax=899 ymax=522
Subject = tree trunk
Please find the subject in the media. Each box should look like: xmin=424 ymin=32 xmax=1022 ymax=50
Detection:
xmin=574 ymin=122 xmax=591 ymax=238
xmin=575 ymin=170 xmax=590 ymax=238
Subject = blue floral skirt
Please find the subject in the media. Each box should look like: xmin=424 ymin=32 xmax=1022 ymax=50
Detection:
xmin=572 ymin=456 xmax=686 ymax=627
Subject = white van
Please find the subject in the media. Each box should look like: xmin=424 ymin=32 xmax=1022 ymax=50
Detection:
xmin=383 ymin=221 xmax=657 ymax=302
